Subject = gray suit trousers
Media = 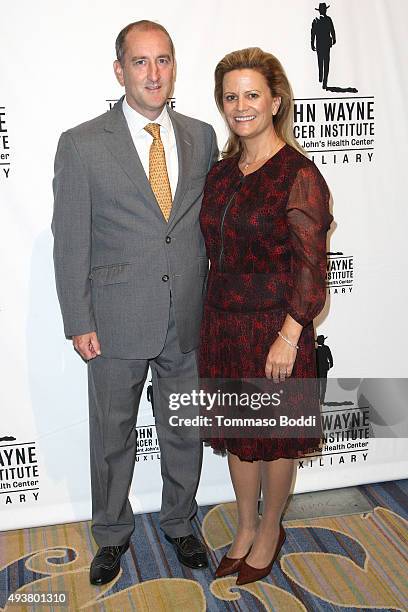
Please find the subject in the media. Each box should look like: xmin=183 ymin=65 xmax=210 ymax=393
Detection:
xmin=88 ymin=302 xmax=202 ymax=546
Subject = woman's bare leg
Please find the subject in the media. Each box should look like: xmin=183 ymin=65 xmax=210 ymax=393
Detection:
xmin=245 ymin=458 xmax=295 ymax=567
xmin=226 ymin=451 xmax=261 ymax=557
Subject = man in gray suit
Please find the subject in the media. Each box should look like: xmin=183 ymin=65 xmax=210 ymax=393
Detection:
xmin=52 ymin=20 xmax=218 ymax=584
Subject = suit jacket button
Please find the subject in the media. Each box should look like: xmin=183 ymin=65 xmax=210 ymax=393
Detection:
xmin=165 ymin=236 xmax=171 ymax=244
xmin=162 ymin=275 xmax=169 ymax=282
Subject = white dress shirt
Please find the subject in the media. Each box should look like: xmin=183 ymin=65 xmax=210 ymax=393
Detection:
xmin=122 ymin=97 xmax=179 ymax=199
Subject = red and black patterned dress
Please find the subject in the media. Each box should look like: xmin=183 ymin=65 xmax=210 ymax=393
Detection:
xmin=198 ymin=144 xmax=333 ymax=461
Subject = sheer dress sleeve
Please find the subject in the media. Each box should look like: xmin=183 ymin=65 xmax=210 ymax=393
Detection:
xmin=286 ymin=165 xmax=333 ymax=327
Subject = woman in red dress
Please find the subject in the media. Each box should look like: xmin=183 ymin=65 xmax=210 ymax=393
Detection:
xmin=199 ymin=47 xmax=333 ymax=584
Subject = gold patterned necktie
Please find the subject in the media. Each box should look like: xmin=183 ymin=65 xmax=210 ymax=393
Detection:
xmin=144 ymin=123 xmax=173 ymax=222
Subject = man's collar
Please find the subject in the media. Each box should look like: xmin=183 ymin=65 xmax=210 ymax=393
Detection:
xmin=122 ymin=96 xmax=171 ymax=133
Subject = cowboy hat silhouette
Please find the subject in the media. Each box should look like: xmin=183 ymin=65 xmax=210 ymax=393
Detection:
xmin=316 ymin=2 xmax=330 ymax=12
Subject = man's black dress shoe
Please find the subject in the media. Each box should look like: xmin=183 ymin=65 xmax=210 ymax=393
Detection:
xmin=164 ymin=533 xmax=208 ymax=569
xmin=89 ymin=542 xmax=129 ymax=585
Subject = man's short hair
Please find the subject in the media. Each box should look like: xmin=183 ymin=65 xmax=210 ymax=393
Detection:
xmin=115 ymin=20 xmax=175 ymax=65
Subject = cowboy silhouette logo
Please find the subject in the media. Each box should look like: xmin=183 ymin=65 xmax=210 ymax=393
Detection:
xmin=316 ymin=334 xmax=333 ymax=404
xmin=311 ymin=3 xmax=358 ymax=93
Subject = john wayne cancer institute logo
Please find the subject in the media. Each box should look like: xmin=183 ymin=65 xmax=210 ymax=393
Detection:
xmin=106 ymin=98 xmax=176 ymax=111
xmin=136 ymin=426 xmax=160 ymax=463
xmin=135 ymin=381 xmax=160 ymax=463
xmin=0 ymin=437 xmax=40 ymax=506
xmin=326 ymin=251 xmax=354 ymax=295
xmin=0 ymin=106 xmax=10 ymax=179
xmin=301 ymin=338 xmax=370 ymax=471
xmin=293 ymin=2 xmax=375 ymax=167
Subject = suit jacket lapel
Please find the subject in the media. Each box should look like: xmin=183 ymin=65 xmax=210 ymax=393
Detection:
xmin=102 ymin=98 xmax=165 ymax=222
xmin=167 ymin=107 xmax=194 ymax=229
xmin=102 ymin=100 xmax=195 ymax=227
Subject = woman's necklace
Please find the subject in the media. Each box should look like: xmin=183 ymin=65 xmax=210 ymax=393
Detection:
xmin=240 ymin=140 xmax=283 ymax=174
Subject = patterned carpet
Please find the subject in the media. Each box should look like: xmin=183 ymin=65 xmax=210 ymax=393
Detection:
xmin=0 ymin=479 xmax=407 ymax=611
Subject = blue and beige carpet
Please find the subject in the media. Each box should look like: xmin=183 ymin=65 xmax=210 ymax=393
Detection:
xmin=0 ymin=479 xmax=407 ymax=611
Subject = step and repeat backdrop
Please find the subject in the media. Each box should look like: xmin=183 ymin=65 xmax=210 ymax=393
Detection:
xmin=1 ymin=0 xmax=407 ymax=530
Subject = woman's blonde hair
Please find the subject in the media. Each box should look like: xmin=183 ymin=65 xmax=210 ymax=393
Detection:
xmin=214 ymin=47 xmax=304 ymax=158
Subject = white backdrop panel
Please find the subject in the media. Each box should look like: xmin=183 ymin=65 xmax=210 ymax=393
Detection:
xmin=1 ymin=0 xmax=407 ymax=530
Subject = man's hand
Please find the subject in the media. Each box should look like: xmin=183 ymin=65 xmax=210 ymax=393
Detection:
xmin=73 ymin=332 xmax=101 ymax=360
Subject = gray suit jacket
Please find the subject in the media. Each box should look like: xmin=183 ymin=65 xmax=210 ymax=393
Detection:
xmin=52 ymin=98 xmax=218 ymax=358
